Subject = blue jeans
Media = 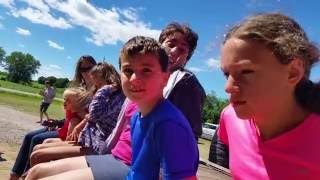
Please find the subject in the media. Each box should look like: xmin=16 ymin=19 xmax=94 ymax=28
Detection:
xmin=11 ymin=128 xmax=59 ymax=176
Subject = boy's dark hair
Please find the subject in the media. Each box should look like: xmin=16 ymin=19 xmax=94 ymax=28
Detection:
xmin=119 ymin=36 xmax=168 ymax=72
xmin=225 ymin=13 xmax=320 ymax=114
xmin=159 ymin=22 xmax=198 ymax=61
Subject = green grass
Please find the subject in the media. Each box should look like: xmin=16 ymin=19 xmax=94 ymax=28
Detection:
xmin=0 ymin=91 xmax=64 ymax=119
xmin=0 ymin=80 xmax=64 ymax=98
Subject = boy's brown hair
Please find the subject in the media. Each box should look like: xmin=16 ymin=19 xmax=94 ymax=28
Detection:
xmin=119 ymin=36 xmax=169 ymax=72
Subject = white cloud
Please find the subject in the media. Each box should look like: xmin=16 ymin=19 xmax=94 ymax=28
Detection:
xmin=0 ymin=0 xmax=14 ymax=8
xmin=35 ymin=64 xmax=70 ymax=79
xmin=49 ymin=64 xmax=61 ymax=69
xmin=16 ymin=27 xmax=31 ymax=36
xmin=1 ymin=0 xmax=160 ymax=46
xmin=11 ymin=7 xmax=72 ymax=29
xmin=188 ymin=67 xmax=206 ymax=73
xmin=207 ymin=58 xmax=220 ymax=69
xmin=21 ymin=0 xmax=50 ymax=12
xmin=47 ymin=40 xmax=64 ymax=50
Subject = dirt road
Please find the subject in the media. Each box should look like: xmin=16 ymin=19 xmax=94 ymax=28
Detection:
xmin=0 ymin=105 xmax=40 ymax=179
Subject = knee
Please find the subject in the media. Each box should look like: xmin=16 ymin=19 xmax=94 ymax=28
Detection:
xmin=30 ymin=150 xmax=46 ymax=167
xmin=33 ymin=144 xmax=42 ymax=152
xmin=25 ymin=132 xmax=36 ymax=142
xmin=25 ymin=164 xmax=44 ymax=180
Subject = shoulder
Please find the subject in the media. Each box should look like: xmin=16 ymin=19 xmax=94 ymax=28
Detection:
xmin=153 ymin=100 xmax=189 ymax=127
xmin=175 ymin=69 xmax=205 ymax=94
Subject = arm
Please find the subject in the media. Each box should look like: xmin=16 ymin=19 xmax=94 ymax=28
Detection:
xmin=86 ymin=85 xmax=113 ymax=123
xmin=208 ymin=130 xmax=229 ymax=168
xmin=66 ymin=117 xmax=82 ymax=137
xmin=168 ymin=74 xmax=206 ymax=139
xmin=156 ymin=121 xmax=198 ymax=179
xmin=208 ymin=107 xmax=230 ymax=168
xmin=66 ymin=116 xmax=88 ymax=142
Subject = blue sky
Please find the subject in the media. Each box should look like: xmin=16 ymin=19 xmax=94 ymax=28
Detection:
xmin=0 ymin=0 xmax=319 ymax=98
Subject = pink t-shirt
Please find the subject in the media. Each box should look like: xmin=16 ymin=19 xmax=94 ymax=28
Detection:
xmin=111 ymin=102 xmax=138 ymax=165
xmin=218 ymin=105 xmax=320 ymax=180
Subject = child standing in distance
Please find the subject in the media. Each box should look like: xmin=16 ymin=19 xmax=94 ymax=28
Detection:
xmin=121 ymin=36 xmax=198 ymax=179
xmin=217 ymin=13 xmax=320 ymax=179
xmin=38 ymin=80 xmax=55 ymax=123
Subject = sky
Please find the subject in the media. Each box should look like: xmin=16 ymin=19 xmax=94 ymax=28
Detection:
xmin=0 ymin=0 xmax=319 ymax=98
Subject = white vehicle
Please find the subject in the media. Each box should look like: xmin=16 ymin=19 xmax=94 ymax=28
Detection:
xmin=201 ymin=123 xmax=218 ymax=140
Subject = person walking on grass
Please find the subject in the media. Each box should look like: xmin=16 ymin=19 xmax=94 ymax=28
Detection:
xmin=38 ymin=80 xmax=55 ymax=124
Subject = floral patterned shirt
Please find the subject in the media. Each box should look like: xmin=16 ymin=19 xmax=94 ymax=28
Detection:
xmin=78 ymin=85 xmax=125 ymax=154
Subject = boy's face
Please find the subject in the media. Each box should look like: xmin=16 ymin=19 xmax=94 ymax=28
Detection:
xmin=120 ymin=54 xmax=169 ymax=106
xmin=161 ymin=32 xmax=189 ymax=72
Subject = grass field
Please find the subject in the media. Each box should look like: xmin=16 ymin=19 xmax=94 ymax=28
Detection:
xmin=0 ymin=80 xmax=64 ymax=98
xmin=0 ymin=91 xmax=65 ymax=119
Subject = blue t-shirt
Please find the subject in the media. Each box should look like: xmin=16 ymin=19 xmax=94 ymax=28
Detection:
xmin=127 ymin=99 xmax=199 ymax=180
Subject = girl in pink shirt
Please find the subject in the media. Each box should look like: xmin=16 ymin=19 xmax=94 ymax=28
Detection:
xmin=217 ymin=13 xmax=320 ymax=179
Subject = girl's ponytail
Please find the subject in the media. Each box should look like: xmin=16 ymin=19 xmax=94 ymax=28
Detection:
xmin=295 ymin=79 xmax=320 ymax=114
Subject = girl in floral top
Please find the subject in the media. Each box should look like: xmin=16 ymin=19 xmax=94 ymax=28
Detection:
xmin=29 ymin=62 xmax=125 ymax=167
xmin=78 ymin=62 xmax=126 ymax=154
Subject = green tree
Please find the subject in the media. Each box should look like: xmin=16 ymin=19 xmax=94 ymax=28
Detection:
xmin=0 ymin=47 xmax=5 ymax=66
xmin=38 ymin=76 xmax=46 ymax=84
xmin=202 ymin=91 xmax=229 ymax=124
xmin=4 ymin=51 xmax=41 ymax=83
xmin=54 ymin=78 xmax=69 ymax=88
xmin=47 ymin=76 xmax=57 ymax=85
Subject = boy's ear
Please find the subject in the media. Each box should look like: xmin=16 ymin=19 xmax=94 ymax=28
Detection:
xmin=161 ymin=72 xmax=170 ymax=87
xmin=287 ymin=58 xmax=305 ymax=86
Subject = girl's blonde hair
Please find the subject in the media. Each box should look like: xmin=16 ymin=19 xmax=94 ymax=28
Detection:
xmin=63 ymin=87 xmax=91 ymax=113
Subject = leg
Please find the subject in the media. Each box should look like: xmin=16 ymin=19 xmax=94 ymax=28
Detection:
xmin=43 ymin=103 xmax=50 ymax=120
xmin=43 ymin=138 xmax=62 ymax=144
xmin=25 ymin=156 xmax=89 ymax=180
xmin=10 ymin=128 xmax=48 ymax=177
xmin=39 ymin=102 xmax=45 ymax=123
xmin=25 ymin=130 xmax=59 ymax=172
xmin=39 ymin=112 xmax=43 ymax=123
xmin=30 ymin=145 xmax=89 ymax=167
xmin=40 ymin=168 xmax=94 ymax=180
xmin=44 ymin=112 xmax=49 ymax=121
xmin=33 ymin=141 xmax=75 ymax=152
xmin=86 ymin=154 xmax=130 ymax=180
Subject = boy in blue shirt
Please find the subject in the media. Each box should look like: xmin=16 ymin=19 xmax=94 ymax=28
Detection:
xmin=119 ymin=36 xmax=198 ymax=179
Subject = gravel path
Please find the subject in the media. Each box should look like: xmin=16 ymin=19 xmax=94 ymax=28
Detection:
xmin=0 ymin=105 xmax=41 ymax=145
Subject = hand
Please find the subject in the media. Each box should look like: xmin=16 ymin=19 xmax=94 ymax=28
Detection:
xmin=66 ymin=126 xmax=82 ymax=142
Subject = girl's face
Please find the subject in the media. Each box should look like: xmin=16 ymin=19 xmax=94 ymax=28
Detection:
xmin=220 ymin=38 xmax=294 ymax=120
xmin=79 ymin=60 xmax=95 ymax=85
xmin=90 ymin=72 xmax=105 ymax=88
xmin=63 ymin=97 xmax=73 ymax=112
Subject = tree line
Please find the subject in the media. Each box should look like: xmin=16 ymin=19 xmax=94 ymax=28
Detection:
xmin=0 ymin=47 xmax=69 ymax=88
xmin=1 ymin=46 xmax=228 ymax=124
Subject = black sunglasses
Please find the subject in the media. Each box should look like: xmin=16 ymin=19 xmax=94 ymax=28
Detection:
xmin=79 ymin=66 xmax=93 ymax=72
